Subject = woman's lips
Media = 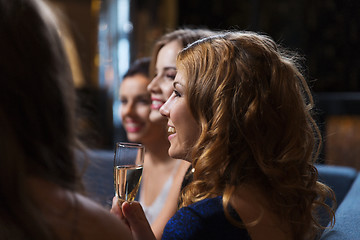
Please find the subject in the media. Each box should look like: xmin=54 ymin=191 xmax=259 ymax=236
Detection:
xmin=151 ymin=98 xmax=164 ymax=110
xmin=125 ymin=122 xmax=142 ymax=133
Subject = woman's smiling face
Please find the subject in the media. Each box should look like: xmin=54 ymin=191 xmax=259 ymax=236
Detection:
xmin=159 ymin=69 xmax=200 ymax=161
xmin=147 ymin=40 xmax=183 ymax=123
xmin=120 ymin=74 xmax=153 ymax=143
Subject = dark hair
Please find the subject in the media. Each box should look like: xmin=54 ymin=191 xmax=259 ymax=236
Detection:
xmin=123 ymin=57 xmax=151 ymax=79
xmin=0 ymin=0 xmax=82 ymax=238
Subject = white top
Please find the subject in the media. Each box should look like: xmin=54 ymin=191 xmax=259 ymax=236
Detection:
xmin=139 ymin=161 xmax=180 ymax=224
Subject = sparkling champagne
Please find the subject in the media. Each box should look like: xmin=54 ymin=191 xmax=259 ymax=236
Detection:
xmin=115 ymin=165 xmax=143 ymax=202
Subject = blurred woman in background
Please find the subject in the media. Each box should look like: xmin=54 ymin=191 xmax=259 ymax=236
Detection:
xmin=120 ymin=57 xmax=154 ymax=144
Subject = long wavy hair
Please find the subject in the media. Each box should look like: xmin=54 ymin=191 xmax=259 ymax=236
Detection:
xmin=0 ymin=0 xmax=83 ymax=239
xmin=177 ymin=31 xmax=335 ymax=239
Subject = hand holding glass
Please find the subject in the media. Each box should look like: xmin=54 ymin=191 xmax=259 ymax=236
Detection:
xmin=114 ymin=142 xmax=145 ymax=203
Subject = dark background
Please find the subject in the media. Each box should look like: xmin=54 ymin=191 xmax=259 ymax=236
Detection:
xmin=50 ymin=0 xmax=360 ymax=168
xmin=50 ymin=0 xmax=360 ymax=92
xmin=177 ymin=0 xmax=360 ymax=92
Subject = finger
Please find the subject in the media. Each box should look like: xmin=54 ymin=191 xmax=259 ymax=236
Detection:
xmin=122 ymin=201 xmax=156 ymax=240
xmin=110 ymin=196 xmax=124 ymax=219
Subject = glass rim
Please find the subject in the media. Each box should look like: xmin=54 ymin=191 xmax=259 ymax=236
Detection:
xmin=116 ymin=142 xmax=144 ymax=149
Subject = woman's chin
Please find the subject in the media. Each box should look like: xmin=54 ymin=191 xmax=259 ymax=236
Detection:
xmin=168 ymin=146 xmax=186 ymax=161
xmin=127 ymin=134 xmax=143 ymax=144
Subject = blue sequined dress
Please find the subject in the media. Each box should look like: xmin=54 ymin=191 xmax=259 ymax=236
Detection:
xmin=162 ymin=196 xmax=251 ymax=240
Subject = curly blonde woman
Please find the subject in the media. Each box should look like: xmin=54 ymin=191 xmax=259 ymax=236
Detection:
xmin=112 ymin=31 xmax=335 ymax=240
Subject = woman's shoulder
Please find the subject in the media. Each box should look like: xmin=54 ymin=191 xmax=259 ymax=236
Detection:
xmin=29 ymin=178 xmax=131 ymax=240
xmin=162 ymin=197 xmax=250 ymax=240
xmin=166 ymin=197 xmax=223 ymax=224
xmin=74 ymin=193 xmax=132 ymax=240
xmin=185 ymin=196 xmax=223 ymax=217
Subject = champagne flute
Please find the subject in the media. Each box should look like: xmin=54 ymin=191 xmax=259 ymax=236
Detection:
xmin=114 ymin=142 xmax=145 ymax=204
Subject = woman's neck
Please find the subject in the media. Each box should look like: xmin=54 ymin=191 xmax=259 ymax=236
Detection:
xmin=142 ymin=128 xmax=174 ymax=165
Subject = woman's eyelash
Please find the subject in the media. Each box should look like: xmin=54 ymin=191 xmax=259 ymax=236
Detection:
xmin=166 ymin=74 xmax=176 ymax=80
xmin=173 ymin=90 xmax=181 ymax=97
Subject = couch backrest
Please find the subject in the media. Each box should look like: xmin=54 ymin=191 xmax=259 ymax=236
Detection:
xmin=77 ymin=149 xmax=115 ymax=208
xmin=320 ymin=173 xmax=360 ymax=239
xmin=316 ymin=164 xmax=358 ymax=206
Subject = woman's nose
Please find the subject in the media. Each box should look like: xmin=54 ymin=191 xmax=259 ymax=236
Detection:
xmin=122 ymin=102 xmax=135 ymax=116
xmin=159 ymin=104 xmax=168 ymax=117
xmin=159 ymin=93 xmax=174 ymax=117
xmin=147 ymin=76 xmax=160 ymax=93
